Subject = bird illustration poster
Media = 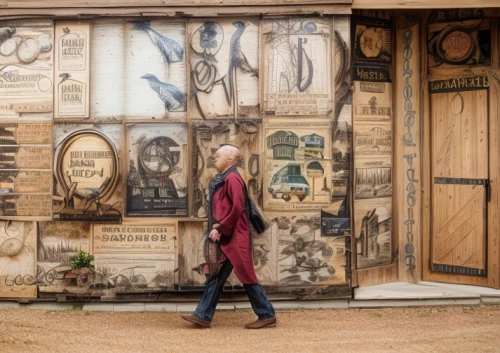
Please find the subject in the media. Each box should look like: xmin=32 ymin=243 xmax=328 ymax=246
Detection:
xmin=52 ymin=124 xmax=123 ymax=223
xmin=263 ymin=19 xmax=332 ymax=116
xmin=54 ymin=22 xmax=90 ymax=119
xmin=188 ymin=20 xmax=259 ymax=120
xmin=0 ymin=19 xmax=54 ymax=118
xmin=192 ymin=120 xmax=262 ymax=218
xmin=264 ymin=212 xmax=346 ymax=286
xmin=126 ymin=123 xmax=188 ymax=217
xmin=126 ymin=20 xmax=186 ymax=120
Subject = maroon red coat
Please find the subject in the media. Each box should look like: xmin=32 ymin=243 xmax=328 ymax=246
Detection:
xmin=212 ymin=172 xmax=258 ymax=284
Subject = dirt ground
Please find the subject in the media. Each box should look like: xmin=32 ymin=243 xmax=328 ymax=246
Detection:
xmin=1 ymin=304 xmax=499 ymax=353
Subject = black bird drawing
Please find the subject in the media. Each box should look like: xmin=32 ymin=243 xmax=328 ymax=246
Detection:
xmin=141 ymin=74 xmax=184 ymax=113
xmin=226 ymin=21 xmax=258 ymax=107
xmin=131 ymin=21 xmax=184 ymax=65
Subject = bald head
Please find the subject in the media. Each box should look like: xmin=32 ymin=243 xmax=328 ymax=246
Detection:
xmin=214 ymin=145 xmax=240 ymax=173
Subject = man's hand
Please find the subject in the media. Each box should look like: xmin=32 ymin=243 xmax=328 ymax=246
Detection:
xmin=209 ymin=228 xmax=221 ymax=242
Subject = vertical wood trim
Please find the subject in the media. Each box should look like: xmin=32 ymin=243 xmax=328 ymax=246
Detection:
xmin=395 ymin=15 xmax=421 ymax=283
xmin=487 ymin=19 xmax=500 ymax=288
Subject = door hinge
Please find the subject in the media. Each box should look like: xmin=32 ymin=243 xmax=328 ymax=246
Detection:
xmin=486 ymin=180 xmax=492 ymax=203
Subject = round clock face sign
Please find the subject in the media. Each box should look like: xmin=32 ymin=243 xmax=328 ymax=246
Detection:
xmin=58 ymin=130 xmax=118 ymax=201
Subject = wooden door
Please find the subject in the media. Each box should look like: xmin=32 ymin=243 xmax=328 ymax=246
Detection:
xmin=430 ymin=88 xmax=489 ymax=278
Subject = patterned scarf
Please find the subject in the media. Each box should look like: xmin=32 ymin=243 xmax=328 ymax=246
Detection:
xmin=203 ymin=166 xmax=238 ymax=278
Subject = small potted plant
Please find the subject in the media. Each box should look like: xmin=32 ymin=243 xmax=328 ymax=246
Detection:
xmin=70 ymin=249 xmax=95 ymax=286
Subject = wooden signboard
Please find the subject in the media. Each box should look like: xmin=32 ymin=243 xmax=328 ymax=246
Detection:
xmin=0 ymin=170 xmax=52 ymax=193
xmin=265 ymin=212 xmax=347 ymax=286
xmin=427 ymin=9 xmax=490 ymax=70
xmin=0 ymin=145 xmax=51 ymax=169
xmin=0 ymin=221 xmax=37 ymax=298
xmin=37 ymin=222 xmax=91 ymax=291
xmin=189 ymin=19 xmax=259 ymax=120
xmin=263 ymin=18 xmax=332 ymax=116
xmin=0 ymin=122 xmax=51 ymax=144
xmin=0 ymin=20 xmax=54 ymax=118
xmin=93 ymin=223 xmax=176 ymax=254
xmin=126 ymin=124 xmax=188 ymax=217
xmin=53 ymin=124 xmax=123 ymax=222
xmin=263 ymin=121 xmax=332 ymax=211
xmin=0 ymin=121 xmax=52 ymax=220
xmin=54 ymin=22 xmax=90 ymax=119
xmin=192 ymin=119 xmax=262 ymax=218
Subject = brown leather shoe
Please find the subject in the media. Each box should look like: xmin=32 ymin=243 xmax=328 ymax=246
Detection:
xmin=245 ymin=317 xmax=277 ymax=329
xmin=180 ymin=314 xmax=211 ymax=328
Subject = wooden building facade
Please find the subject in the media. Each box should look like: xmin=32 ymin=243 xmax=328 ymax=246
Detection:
xmin=0 ymin=0 xmax=499 ymax=302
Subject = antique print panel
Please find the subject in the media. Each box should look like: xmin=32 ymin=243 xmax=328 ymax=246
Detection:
xmin=263 ymin=18 xmax=331 ymax=116
xmin=94 ymin=254 xmax=176 ymax=289
xmin=125 ymin=20 xmax=186 ymax=120
xmin=428 ymin=9 xmax=490 ymax=69
xmin=264 ymin=121 xmax=332 ymax=210
xmin=353 ymin=81 xmax=392 ymax=122
xmin=189 ymin=19 xmax=259 ymax=120
xmin=54 ymin=22 xmax=90 ymax=119
xmin=264 ymin=159 xmax=332 ymax=211
xmin=192 ymin=119 xmax=262 ymax=218
xmin=126 ymin=124 xmax=188 ymax=217
xmin=264 ymin=121 xmax=332 ymax=161
xmin=53 ymin=123 xmax=123 ymax=222
xmin=0 ymin=221 xmax=37 ymax=298
xmin=264 ymin=212 xmax=346 ymax=286
xmin=354 ymin=197 xmax=392 ymax=269
xmin=37 ymin=222 xmax=91 ymax=291
xmin=0 ymin=20 xmax=54 ymax=119
xmin=354 ymin=122 xmax=392 ymax=166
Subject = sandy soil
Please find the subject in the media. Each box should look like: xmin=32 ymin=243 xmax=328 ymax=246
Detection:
xmin=1 ymin=305 xmax=499 ymax=353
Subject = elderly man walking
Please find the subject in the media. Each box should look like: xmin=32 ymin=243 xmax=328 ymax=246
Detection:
xmin=181 ymin=145 xmax=276 ymax=329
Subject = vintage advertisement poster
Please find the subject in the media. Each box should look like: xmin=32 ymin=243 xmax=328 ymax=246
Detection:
xmin=93 ymin=254 xmax=176 ymax=289
xmin=188 ymin=19 xmax=259 ymax=120
xmin=0 ymin=145 xmax=52 ymax=169
xmin=0 ymin=122 xmax=51 ymax=144
xmin=93 ymin=223 xmax=177 ymax=255
xmin=263 ymin=18 xmax=332 ymax=116
xmin=53 ymin=124 xmax=123 ymax=222
xmin=37 ymin=222 xmax=91 ymax=291
xmin=192 ymin=120 xmax=262 ymax=218
xmin=0 ymin=221 xmax=37 ymax=298
xmin=54 ymin=22 xmax=90 ymax=118
xmin=126 ymin=124 xmax=188 ymax=217
xmin=263 ymin=121 xmax=332 ymax=211
xmin=353 ymin=81 xmax=392 ymax=121
xmin=0 ymin=20 xmax=54 ymax=118
xmin=0 ymin=170 xmax=52 ymax=193
xmin=0 ymin=194 xmax=52 ymax=218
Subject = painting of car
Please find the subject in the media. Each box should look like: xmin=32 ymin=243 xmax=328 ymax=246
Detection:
xmin=268 ymin=174 xmax=310 ymax=202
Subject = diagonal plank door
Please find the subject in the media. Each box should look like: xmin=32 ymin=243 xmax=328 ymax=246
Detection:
xmin=431 ymin=89 xmax=488 ymax=276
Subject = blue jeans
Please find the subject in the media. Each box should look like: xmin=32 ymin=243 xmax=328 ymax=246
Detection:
xmin=193 ymin=260 xmax=275 ymax=322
